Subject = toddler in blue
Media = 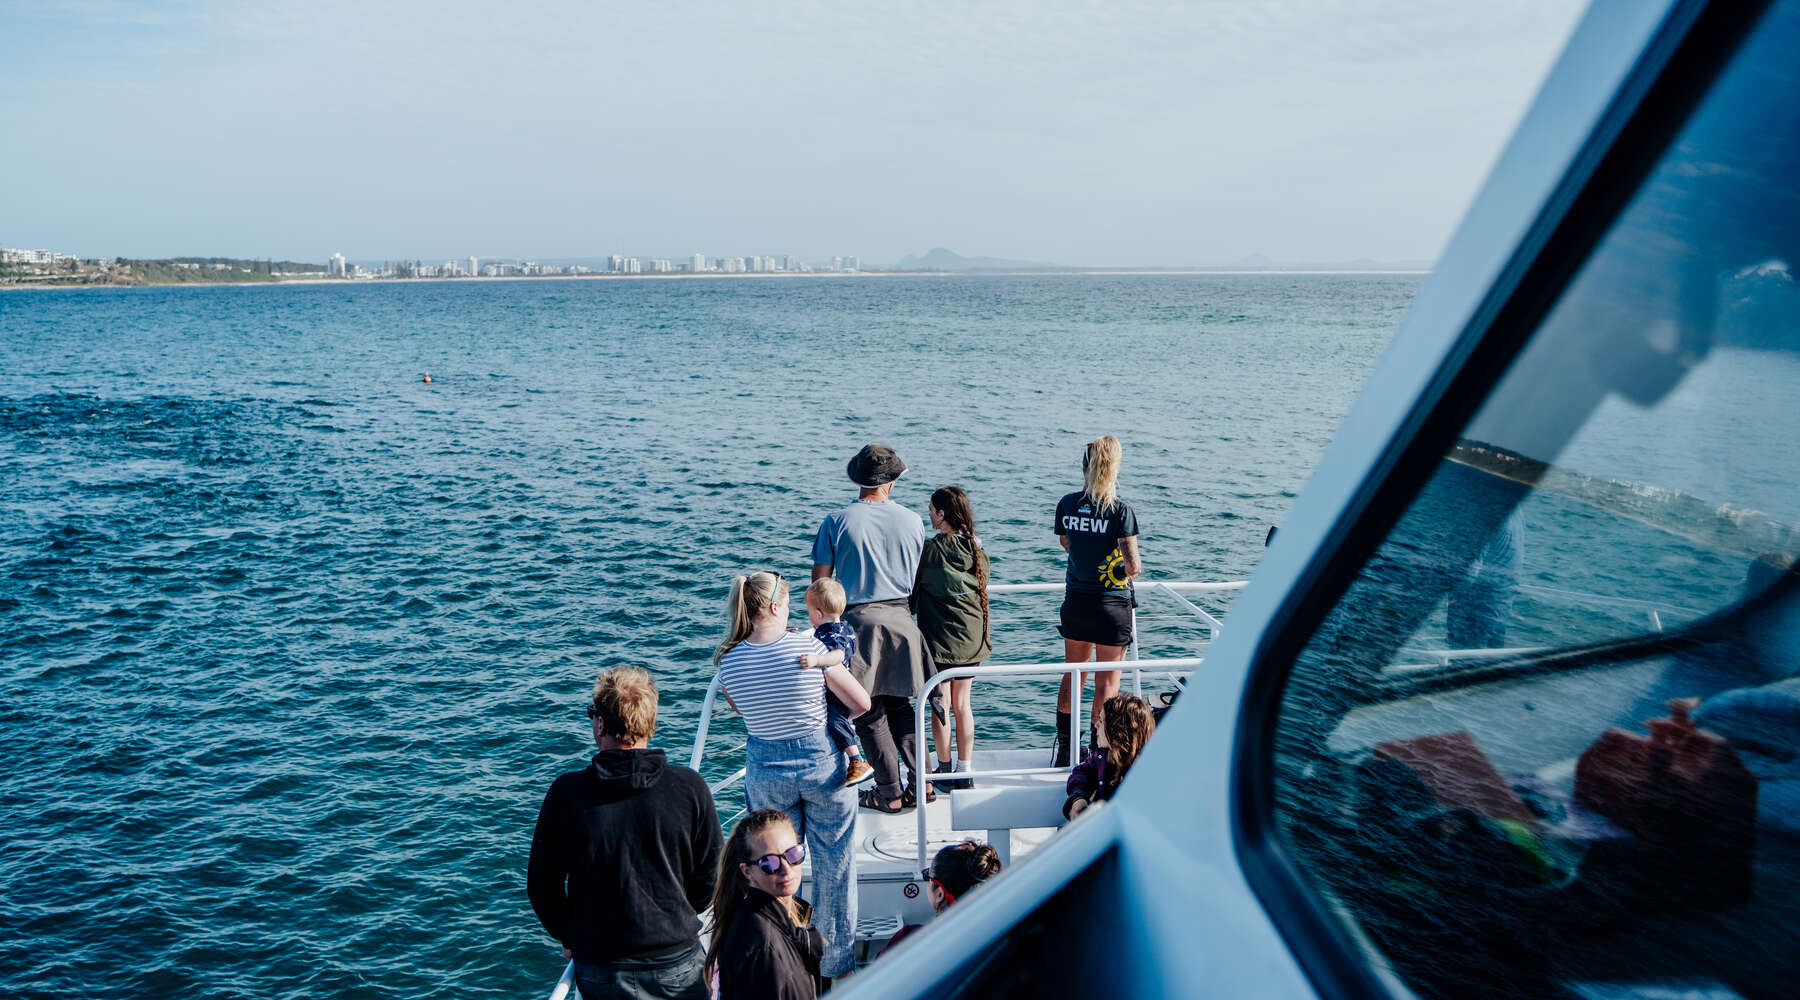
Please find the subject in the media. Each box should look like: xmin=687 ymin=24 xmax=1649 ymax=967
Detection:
xmin=802 ymin=578 xmax=873 ymax=785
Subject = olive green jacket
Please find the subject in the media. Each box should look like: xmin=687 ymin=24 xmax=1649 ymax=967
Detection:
xmin=910 ymin=533 xmax=991 ymax=666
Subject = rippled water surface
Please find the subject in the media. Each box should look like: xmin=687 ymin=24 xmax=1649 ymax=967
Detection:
xmin=0 ymin=274 xmax=1413 ymax=998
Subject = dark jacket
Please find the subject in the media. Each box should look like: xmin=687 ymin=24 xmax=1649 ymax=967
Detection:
xmin=1063 ymin=749 xmax=1117 ymax=819
xmin=910 ymin=533 xmax=991 ymax=666
xmin=718 ymin=888 xmax=824 ymax=1000
xmin=528 ymin=748 xmax=722 ymax=964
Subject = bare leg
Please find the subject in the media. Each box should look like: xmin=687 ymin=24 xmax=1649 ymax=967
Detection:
xmin=1058 ymin=639 xmax=1094 ymax=711
xmin=931 ymin=708 xmax=951 ymax=767
xmin=1090 ymin=643 xmax=1127 ymax=746
xmin=952 ymin=677 xmax=974 ymax=760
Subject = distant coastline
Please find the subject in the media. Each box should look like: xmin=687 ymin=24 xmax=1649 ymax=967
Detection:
xmin=3 ymin=266 xmax=1429 ymax=292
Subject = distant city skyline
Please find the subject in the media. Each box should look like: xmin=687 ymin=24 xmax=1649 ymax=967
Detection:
xmin=2 ymin=2 xmax=1586 ymax=266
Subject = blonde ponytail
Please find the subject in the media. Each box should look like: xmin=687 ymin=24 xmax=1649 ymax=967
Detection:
xmin=713 ymin=572 xmax=787 ymax=665
xmin=1083 ymin=435 xmax=1122 ymax=514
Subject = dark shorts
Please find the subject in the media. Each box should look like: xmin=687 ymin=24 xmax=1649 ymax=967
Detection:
xmin=1058 ymin=590 xmax=1134 ymax=647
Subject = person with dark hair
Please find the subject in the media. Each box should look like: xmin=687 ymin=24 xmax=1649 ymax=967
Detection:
xmin=1064 ymin=693 xmax=1157 ymax=819
xmin=1052 ymin=435 xmax=1142 ymax=766
xmin=811 ymin=443 xmax=939 ymax=814
xmin=880 ymin=839 xmax=1004 ymax=955
xmin=708 ymin=810 xmax=825 ymax=1000
xmin=528 ymin=667 xmax=723 ymax=1000
xmin=913 ymin=485 xmax=991 ymax=791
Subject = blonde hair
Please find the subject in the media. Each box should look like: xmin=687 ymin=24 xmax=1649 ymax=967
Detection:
xmin=714 ymin=572 xmax=789 ymax=665
xmin=806 ymin=577 xmax=846 ymax=617
xmin=1083 ymin=435 xmax=1122 ymax=514
xmin=590 ymin=666 xmax=658 ymax=744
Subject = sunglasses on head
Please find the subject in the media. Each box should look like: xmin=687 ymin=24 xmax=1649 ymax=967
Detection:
xmin=752 ymin=844 xmax=806 ymax=875
xmin=920 ymin=868 xmax=956 ymax=905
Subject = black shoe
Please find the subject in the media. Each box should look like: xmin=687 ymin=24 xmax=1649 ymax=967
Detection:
xmin=1052 ymin=709 xmax=1073 ymax=767
xmin=930 ymin=760 xmax=956 ymax=791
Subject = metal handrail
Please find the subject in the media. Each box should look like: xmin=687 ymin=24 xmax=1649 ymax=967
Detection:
xmin=911 ymin=658 xmax=1203 ymax=870
xmin=685 ymin=578 xmax=1243 ymax=779
xmin=986 ymin=580 xmax=1246 ymax=594
xmin=547 ymin=961 xmax=574 ymax=1000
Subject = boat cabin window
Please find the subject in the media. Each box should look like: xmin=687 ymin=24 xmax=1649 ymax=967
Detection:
xmin=1269 ymin=5 xmax=1800 ymax=998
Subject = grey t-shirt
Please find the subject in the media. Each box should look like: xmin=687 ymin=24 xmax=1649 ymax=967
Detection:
xmin=812 ymin=499 xmax=926 ymax=605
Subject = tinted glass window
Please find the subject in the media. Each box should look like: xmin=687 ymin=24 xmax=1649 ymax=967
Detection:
xmin=1271 ymin=6 xmax=1800 ymax=998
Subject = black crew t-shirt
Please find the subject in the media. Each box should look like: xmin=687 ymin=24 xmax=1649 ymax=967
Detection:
xmin=1054 ymin=492 xmax=1139 ymax=595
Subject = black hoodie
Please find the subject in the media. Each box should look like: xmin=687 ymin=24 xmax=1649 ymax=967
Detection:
xmin=528 ymin=748 xmax=722 ymax=964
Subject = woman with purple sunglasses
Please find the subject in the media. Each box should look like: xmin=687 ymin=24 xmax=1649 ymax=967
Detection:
xmin=707 ymin=809 xmax=826 ymax=999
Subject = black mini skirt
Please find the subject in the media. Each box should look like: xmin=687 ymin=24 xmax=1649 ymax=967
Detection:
xmin=1058 ymin=590 xmax=1134 ymax=647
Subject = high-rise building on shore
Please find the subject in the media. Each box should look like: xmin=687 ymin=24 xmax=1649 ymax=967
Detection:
xmin=690 ymin=253 xmax=706 ymax=273
xmin=329 ymin=253 xmax=347 ymax=277
xmin=468 ymin=257 xmax=478 ymax=277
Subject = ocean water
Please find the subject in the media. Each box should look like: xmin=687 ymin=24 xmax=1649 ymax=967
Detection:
xmin=0 ymin=274 xmax=1414 ymax=999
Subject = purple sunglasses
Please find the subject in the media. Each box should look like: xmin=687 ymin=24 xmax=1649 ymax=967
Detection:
xmin=751 ymin=844 xmax=806 ymax=875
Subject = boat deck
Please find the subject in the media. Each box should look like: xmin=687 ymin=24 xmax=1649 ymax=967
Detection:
xmin=834 ymin=747 xmax=1070 ymax=962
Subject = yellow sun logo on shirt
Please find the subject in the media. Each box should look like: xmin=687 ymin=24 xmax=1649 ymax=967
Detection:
xmin=1098 ymin=549 xmax=1129 ymax=588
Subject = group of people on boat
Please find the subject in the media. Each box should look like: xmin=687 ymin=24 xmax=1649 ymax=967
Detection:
xmin=528 ymin=437 xmax=1164 ymax=997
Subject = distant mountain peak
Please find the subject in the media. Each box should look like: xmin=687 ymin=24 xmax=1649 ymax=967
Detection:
xmin=893 ymin=247 xmax=1063 ymax=272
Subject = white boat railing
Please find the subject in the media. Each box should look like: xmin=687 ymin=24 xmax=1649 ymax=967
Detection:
xmin=910 ymin=657 xmax=1203 ymax=870
xmin=685 ymin=578 xmax=1247 ymax=785
xmin=548 ymin=961 xmax=575 ymax=1000
xmin=680 ymin=573 xmax=1700 ymax=847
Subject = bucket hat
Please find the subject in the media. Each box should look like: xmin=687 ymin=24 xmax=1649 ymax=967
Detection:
xmin=847 ymin=444 xmax=906 ymax=487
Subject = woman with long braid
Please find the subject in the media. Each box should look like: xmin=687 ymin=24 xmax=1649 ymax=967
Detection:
xmin=911 ymin=486 xmax=991 ymax=791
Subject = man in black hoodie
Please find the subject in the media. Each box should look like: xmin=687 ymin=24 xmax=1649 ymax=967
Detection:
xmin=529 ymin=667 xmax=723 ymax=1000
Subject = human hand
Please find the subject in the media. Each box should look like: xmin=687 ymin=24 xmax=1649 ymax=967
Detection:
xmin=562 ymin=947 xmax=573 ymax=960
xmin=1068 ymin=797 xmax=1089 ymax=818
xmin=798 ymin=653 xmax=819 ymax=669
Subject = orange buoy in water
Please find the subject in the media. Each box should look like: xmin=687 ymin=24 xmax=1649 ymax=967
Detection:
xmin=422 ymin=373 xmax=432 ymax=383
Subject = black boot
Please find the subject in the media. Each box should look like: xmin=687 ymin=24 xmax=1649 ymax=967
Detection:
xmin=1052 ymin=710 xmax=1073 ymax=767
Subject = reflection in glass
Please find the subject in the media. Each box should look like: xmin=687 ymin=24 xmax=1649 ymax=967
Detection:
xmin=1271 ymin=5 xmax=1800 ymax=998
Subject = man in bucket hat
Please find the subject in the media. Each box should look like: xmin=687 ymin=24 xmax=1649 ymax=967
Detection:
xmin=812 ymin=444 xmax=938 ymax=813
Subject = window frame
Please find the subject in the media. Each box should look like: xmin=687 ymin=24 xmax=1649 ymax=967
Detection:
xmin=1227 ymin=2 xmax=1777 ymax=997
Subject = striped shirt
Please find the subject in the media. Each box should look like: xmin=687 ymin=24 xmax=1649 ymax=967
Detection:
xmin=717 ymin=630 xmax=830 ymax=740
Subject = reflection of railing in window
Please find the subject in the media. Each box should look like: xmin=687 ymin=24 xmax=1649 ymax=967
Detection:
xmin=1395 ymin=584 xmax=1704 ymax=669
xmin=1381 ymin=585 xmax=1707 ymax=691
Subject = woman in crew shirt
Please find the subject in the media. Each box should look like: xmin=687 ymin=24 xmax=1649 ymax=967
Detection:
xmin=715 ymin=571 xmax=872 ymax=982
xmin=1051 ymin=435 xmax=1142 ymax=767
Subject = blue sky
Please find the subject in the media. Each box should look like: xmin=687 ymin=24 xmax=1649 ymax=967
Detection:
xmin=1 ymin=1 xmax=1583 ymax=266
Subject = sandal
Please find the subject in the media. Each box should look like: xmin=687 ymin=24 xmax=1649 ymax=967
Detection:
xmin=901 ymin=784 xmax=937 ymax=808
xmin=858 ymin=786 xmax=905 ymax=814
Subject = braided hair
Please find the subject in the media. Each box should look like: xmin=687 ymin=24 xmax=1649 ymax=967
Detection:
xmin=930 ymin=485 xmax=989 ymax=645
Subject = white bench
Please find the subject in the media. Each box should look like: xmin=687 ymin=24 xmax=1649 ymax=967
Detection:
xmin=948 ymin=785 xmax=1069 ymax=867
